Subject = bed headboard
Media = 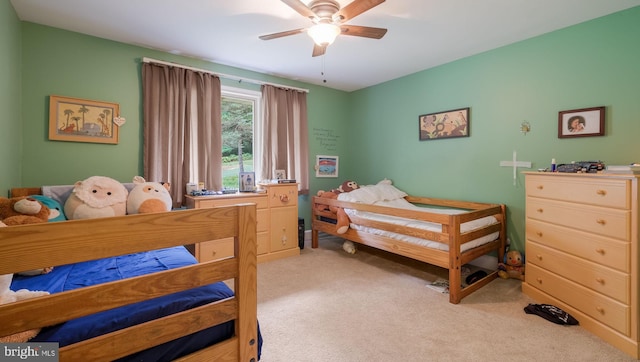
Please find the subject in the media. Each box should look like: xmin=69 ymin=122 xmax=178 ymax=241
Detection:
xmin=10 ymin=187 xmax=42 ymax=197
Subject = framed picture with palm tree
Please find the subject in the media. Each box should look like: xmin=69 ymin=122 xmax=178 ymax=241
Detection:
xmin=48 ymin=95 xmax=120 ymax=144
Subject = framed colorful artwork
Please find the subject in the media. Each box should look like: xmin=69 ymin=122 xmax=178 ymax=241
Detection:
xmin=419 ymin=107 xmax=469 ymax=140
xmin=48 ymin=95 xmax=120 ymax=144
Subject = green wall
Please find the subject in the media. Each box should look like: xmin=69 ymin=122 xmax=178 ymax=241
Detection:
xmin=17 ymin=22 xmax=352 ymax=224
xmin=348 ymin=7 xmax=640 ymax=251
xmin=0 ymin=0 xmax=22 ymax=194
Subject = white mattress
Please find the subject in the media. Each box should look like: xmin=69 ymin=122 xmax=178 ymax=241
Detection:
xmin=344 ymin=198 xmax=499 ymax=252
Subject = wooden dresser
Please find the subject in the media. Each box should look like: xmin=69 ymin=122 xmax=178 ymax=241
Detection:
xmin=522 ymin=172 xmax=639 ymax=358
xmin=185 ymin=183 xmax=299 ymax=263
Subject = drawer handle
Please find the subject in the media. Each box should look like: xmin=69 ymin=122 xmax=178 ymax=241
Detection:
xmin=595 ymin=277 xmax=605 ymax=285
xmin=595 ymin=248 xmax=606 ymax=255
xmin=596 ymin=219 xmax=607 ymax=225
xmin=279 ymin=194 xmax=289 ymax=203
xmin=596 ymin=189 xmax=607 ymax=196
xmin=536 ymin=278 xmax=543 ymax=284
xmin=536 ymin=185 xmax=543 ymax=190
xmin=536 ymin=208 xmax=544 ymax=213
xmin=536 ymin=254 xmax=543 ymax=261
xmin=536 ymin=231 xmax=543 ymax=237
xmin=595 ymin=306 xmax=605 ymax=315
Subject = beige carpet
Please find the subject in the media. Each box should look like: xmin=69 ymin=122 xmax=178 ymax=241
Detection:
xmin=256 ymin=234 xmax=634 ymax=362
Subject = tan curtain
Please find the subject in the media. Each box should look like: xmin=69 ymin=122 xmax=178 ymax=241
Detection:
xmin=142 ymin=63 xmax=222 ymax=206
xmin=258 ymin=85 xmax=309 ymax=194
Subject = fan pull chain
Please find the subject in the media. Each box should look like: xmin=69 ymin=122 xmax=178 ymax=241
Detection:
xmin=321 ymin=55 xmax=327 ymax=83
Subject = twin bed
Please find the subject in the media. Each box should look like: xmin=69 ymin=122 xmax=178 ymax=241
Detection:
xmin=2 ymin=187 xmax=261 ymax=361
xmin=312 ymin=181 xmax=506 ymax=304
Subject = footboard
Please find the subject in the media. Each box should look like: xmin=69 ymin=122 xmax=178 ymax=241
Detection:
xmin=311 ymin=195 xmax=506 ymax=304
xmin=0 ymin=206 xmax=259 ymax=361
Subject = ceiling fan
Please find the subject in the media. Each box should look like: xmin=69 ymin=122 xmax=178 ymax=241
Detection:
xmin=259 ymin=0 xmax=387 ymax=57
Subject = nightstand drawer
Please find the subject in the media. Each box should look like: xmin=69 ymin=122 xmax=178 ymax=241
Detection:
xmin=527 ymin=242 xmax=629 ymax=303
xmin=526 ymin=219 xmax=629 ymax=272
xmin=266 ymin=185 xmax=298 ymax=208
xmin=526 ymin=175 xmax=629 ymax=209
xmin=198 ymin=238 xmax=234 ymax=262
xmin=527 ymin=198 xmax=629 ymax=240
xmin=526 ymin=264 xmax=629 ymax=335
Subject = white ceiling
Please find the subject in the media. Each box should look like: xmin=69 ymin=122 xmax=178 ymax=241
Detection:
xmin=10 ymin=0 xmax=640 ymax=92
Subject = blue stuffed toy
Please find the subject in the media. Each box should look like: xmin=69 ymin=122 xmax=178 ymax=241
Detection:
xmin=30 ymin=195 xmax=66 ymax=222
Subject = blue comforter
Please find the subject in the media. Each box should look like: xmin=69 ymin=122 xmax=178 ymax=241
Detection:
xmin=11 ymin=246 xmax=262 ymax=361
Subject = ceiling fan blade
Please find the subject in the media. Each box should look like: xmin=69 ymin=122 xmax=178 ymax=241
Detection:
xmin=312 ymin=43 xmax=327 ymax=57
xmin=259 ymin=28 xmax=306 ymax=40
xmin=281 ymin=0 xmax=317 ymax=20
xmin=340 ymin=25 xmax=387 ymax=39
xmin=335 ymin=0 xmax=385 ymax=23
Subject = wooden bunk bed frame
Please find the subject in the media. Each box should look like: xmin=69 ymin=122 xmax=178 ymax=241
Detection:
xmin=311 ymin=195 xmax=506 ymax=304
xmin=2 ymin=187 xmax=259 ymax=361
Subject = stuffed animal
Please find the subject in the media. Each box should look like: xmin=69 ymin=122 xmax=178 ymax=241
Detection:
xmin=498 ymin=250 xmax=525 ymax=280
xmin=30 ymin=195 xmax=66 ymax=222
xmin=126 ymin=176 xmax=172 ymax=214
xmin=64 ymin=176 xmax=128 ymax=220
xmin=314 ymin=180 xmax=359 ymax=235
xmin=0 ymin=196 xmax=50 ymax=226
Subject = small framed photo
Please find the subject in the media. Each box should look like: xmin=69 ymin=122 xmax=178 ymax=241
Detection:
xmin=315 ymin=155 xmax=339 ymax=178
xmin=419 ymin=107 xmax=469 ymax=140
xmin=274 ymin=169 xmax=286 ymax=180
xmin=239 ymin=172 xmax=255 ymax=192
xmin=558 ymin=106 xmax=605 ymax=138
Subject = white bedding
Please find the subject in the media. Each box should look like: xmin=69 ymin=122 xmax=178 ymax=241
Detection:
xmin=337 ymin=182 xmax=499 ymax=252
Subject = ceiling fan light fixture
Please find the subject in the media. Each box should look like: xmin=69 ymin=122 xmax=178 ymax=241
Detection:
xmin=307 ymin=23 xmax=340 ymax=46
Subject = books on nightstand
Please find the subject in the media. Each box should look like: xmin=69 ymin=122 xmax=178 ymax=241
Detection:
xmin=603 ymin=164 xmax=640 ymax=174
xmin=277 ymin=179 xmax=297 ymax=184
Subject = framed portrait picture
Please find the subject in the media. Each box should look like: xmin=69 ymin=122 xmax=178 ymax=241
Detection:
xmin=239 ymin=172 xmax=255 ymax=192
xmin=274 ymin=169 xmax=286 ymax=180
xmin=558 ymin=106 xmax=605 ymax=138
xmin=48 ymin=95 xmax=120 ymax=144
xmin=315 ymin=155 xmax=339 ymax=178
xmin=419 ymin=107 xmax=469 ymax=140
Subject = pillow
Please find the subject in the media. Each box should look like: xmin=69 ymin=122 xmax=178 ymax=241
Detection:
xmin=43 ymin=182 xmax=136 ymax=206
xmin=338 ymin=181 xmax=407 ymax=204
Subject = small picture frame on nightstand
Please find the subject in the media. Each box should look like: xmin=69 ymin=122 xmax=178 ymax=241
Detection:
xmin=275 ymin=169 xmax=286 ymax=180
xmin=239 ymin=172 xmax=255 ymax=192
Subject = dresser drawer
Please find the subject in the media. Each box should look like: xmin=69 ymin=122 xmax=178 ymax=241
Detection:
xmin=526 ymin=264 xmax=629 ymax=335
xmin=526 ymin=219 xmax=629 ymax=272
xmin=527 ymin=198 xmax=630 ymax=241
xmin=526 ymin=175 xmax=629 ymax=209
xmin=198 ymin=238 xmax=234 ymax=262
xmin=527 ymin=242 xmax=629 ymax=303
xmin=267 ymin=185 xmax=298 ymax=208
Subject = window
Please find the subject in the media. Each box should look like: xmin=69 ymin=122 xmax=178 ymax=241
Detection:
xmin=221 ymin=86 xmax=261 ymax=189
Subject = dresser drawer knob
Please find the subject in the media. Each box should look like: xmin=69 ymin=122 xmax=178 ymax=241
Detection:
xmin=595 ymin=248 xmax=606 ymax=255
xmin=279 ymin=194 xmax=289 ymax=203
xmin=595 ymin=277 xmax=605 ymax=285
xmin=536 ymin=208 xmax=544 ymax=213
xmin=536 ymin=185 xmax=544 ymax=190
xmin=536 ymin=254 xmax=543 ymax=261
xmin=596 ymin=219 xmax=607 ymax=225
xmin=536 ymin=231 xmax=543 ymax=237
xmin=536 ymin=278 xmax=543 ymax=284
xmin=595 ymin=306 xmax=605 ymax=314
xmin=596 ymin=189 xmax=607 ymax=196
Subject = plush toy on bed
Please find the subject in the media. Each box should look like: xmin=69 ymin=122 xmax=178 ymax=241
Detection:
xmin=31 ymin=195 xmax=66 ymax=222
xmin=126 ymin=176 xmax=172 ymax=214
xmin=498 ymin=250 xmax=525 ymax=280
xmin=315 ymin=180 xmax=359 ymax=235
xmin=64 ymin=176 xmax=129 ymax=220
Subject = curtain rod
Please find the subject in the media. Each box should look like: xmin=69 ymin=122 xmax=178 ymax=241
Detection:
xmin=142 ymin=57 xmax=309 ymax=93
